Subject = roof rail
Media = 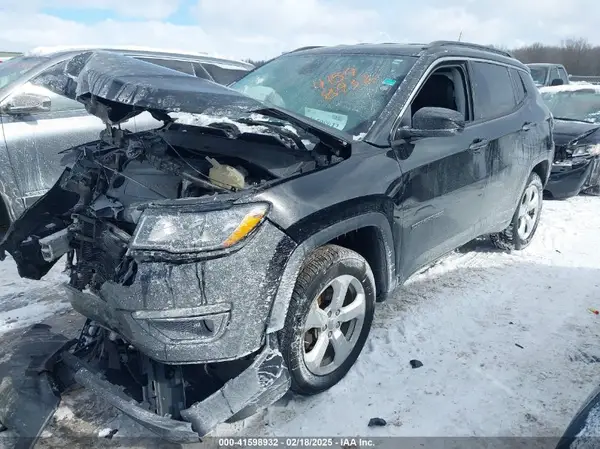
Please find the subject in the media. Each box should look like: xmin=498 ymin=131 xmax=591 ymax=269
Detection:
xmin=429 ymin=40 xmax=513 ymax=58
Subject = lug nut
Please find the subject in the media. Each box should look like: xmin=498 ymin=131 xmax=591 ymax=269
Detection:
xmin=322 ymin=325 xmax=327 ymax=331
xmin=328 ymin=331 xmax=333 ymax=337
xmin=335 ymin=310 xmax=340 ymax=316
xmin=327 ymin=311 xmax=332 ymax=317
xmin=336 ymin=322 xmax=340 ymax=328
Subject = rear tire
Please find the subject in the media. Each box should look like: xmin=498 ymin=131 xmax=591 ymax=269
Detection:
xmin=278 ymin=244 xmax=376 ymax=396
xmin=490 ymin=172 xmax=543 ymax=251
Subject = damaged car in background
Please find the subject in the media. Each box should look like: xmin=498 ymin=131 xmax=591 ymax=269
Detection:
xmin=540 ymin=84 xmax=600 ymax=198
xmin=0 ymin=41 xmax=553 ymax=446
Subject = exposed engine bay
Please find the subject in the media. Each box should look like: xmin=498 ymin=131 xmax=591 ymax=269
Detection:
xmin=15 ymin=118 xmax=337 ymax=286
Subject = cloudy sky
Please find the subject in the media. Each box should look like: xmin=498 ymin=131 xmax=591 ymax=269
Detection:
xmin=0 ymin=0 xmax=594 ymax=61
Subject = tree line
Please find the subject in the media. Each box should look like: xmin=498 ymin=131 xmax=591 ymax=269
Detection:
xmin=245 ymin=38 xmax=600 ymax=76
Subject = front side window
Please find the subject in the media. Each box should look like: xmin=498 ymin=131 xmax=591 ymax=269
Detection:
xmin=231 ymin=53 xmax=417 ymax=134
xmin=470 ymin=62 xmax=516 ymax=120
xmin=541 ymin=89 xmax=600 ymax=123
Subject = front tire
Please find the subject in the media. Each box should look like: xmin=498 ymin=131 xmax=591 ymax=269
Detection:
xmin=490 ymin=172 xmax=543 ymax=251
xmin=278 ymin=244 xmax=376 ymax=396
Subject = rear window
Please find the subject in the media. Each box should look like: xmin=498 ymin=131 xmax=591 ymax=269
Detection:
xmin=201 ymin=62 xmax=251 ymax=85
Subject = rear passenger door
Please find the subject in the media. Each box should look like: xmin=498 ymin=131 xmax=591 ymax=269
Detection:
xmin=468 ymin=61 xmax=525 ymax=229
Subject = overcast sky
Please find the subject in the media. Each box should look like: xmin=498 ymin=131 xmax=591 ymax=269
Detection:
xmin=0 ymin=0 xmax=594 ymax=61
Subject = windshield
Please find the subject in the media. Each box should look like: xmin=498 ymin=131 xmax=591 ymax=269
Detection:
xmin=529 ymin=67 xmax=548 ymax=86
xmin=0 ymin=56 xmax=48 ymax=90
xmin=541 ymin=89 xmax=600 ymax=123
xmin=230 ymin=53 xmax=417 ymax=135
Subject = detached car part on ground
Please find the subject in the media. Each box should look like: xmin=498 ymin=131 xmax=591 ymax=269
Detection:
xmin=0 ymin=43 xmax=553 ymax=446
xmin=540 ymin=85 xmax=600 ymax=199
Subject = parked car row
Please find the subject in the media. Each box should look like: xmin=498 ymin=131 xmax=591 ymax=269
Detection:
xmin=0 ymin=46 xmax=254 ymax=233
xmin=0 ymin=41 xmax=588 ymax=446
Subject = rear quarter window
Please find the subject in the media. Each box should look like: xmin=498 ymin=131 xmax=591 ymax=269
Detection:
xmin=509 ymin=68 xmax=526 ymax=105
xmin=470 ymin=61 xmax=517 ymax=120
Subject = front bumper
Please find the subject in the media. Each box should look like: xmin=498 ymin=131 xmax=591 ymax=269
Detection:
xmin=0 ymin=324 xmax=290 ymax=446
xmin=65 ymin=221 xmax=296 ymax=364
xmin=545 ymin=157 xmax=597 ymax=199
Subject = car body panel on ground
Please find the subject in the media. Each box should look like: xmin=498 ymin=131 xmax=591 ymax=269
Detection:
xmin=0 ymin=42 xmax=553 ymax=444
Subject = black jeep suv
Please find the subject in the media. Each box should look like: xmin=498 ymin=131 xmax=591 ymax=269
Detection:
xmin=0 ymin=41 xmax=553 ymax=444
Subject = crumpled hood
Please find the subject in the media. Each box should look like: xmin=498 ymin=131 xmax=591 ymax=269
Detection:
xmin=34 ymin=50 xmax=266 ymax=125
xmin=33 ymin=50 xmax=352 ymax=152
xmin=553 ymin=119 xmax=600 ymax=147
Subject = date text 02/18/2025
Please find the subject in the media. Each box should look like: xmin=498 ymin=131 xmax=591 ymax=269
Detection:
xmin=218 ymin=437 xmax=376 ymax=447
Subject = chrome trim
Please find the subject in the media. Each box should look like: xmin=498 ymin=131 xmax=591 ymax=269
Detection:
xmin=389 ymin=56 xmax=530 ymax=142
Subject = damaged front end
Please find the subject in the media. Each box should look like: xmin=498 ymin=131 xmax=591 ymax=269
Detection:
xmin=546 ymin=122 xmax=600 ymax=199
xmin=0 ymin=51 xmax=351 ymax=445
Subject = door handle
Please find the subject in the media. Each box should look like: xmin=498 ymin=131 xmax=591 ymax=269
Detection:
xmin=522 ymin=122 xmax=536 ymax=131
xmin=469 ymin=139 xmax=489 ymax=151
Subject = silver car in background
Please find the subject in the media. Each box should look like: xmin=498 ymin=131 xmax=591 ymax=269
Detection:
xmin=0 ymin=46 xmax=254 ymax=232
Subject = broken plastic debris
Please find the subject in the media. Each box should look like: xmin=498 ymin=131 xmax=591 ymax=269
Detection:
xmin=409 ymin=359 xmax=423 ymax=369
xmin=368 ymin=417 xmax=387 ymax=427
xmin=589 ymin=308 xmax=600 ymax=315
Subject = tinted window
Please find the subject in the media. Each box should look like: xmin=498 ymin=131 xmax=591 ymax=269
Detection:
xmin=231 ymin=54 xmax=417 ymax=134
xmin=470 ymin=62 xmax=516 ymax=120
xmin=510 ymin=68 xmax=526 ymax=104
xmin=29 ymin=61 xmax=85 ymax=112
xmin=135 ymin=57 xmax=195 ymax=76
xmin=202 ymin=62 xmax=250 ymax=85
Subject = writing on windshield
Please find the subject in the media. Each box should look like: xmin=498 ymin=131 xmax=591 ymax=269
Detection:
xmin=231 ymin=53 xmax=417 ymax=134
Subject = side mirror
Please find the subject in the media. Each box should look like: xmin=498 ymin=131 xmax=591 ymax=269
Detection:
xmin=550 ymin=78 xmax=564 ymax=86
xmin=1 ymin=93 xmax=51 ymax=115
xmin=394 ymin=107 xmax=465 ymax=141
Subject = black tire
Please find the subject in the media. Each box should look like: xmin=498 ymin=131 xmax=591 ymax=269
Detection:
xmin=490 ymin=172 xmax=543 ymax=251
xmin=278 ymin=244 xmax=376 ymax=396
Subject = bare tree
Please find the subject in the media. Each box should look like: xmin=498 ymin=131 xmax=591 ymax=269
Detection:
xmin=511 ymin=38 xmax=600 ymax=75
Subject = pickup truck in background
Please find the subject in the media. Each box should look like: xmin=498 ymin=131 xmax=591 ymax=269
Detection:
xmin=527 ymin=63 xmax=570 ymax=87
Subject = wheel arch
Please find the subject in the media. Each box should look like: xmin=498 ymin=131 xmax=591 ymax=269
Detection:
xmin=266 ymin=208 xmax=397 ymax=333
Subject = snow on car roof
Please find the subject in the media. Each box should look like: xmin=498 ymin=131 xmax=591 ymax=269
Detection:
xmin=540 ymin=83 xmax=600 ymax=94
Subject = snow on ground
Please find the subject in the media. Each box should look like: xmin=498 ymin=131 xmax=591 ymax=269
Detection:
xmin=0 ymin=256 xmax=69 ymax=336
xmin=1 ymin=196 xmax=600 ymax=447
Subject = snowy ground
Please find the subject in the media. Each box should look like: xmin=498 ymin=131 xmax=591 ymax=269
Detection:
xmin=1 ymin=196 xmax=600 ymax=448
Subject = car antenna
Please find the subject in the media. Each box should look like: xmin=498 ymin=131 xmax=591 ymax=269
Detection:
xmin=457 ymin=31 xmax=463 ymax=42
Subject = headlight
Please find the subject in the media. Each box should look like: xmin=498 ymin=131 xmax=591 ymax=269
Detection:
xmin=130 ymin=203 xmax=269 ymax=253
xmin=572 ymin=144 xmax=600 ymax=157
